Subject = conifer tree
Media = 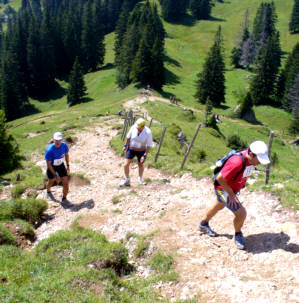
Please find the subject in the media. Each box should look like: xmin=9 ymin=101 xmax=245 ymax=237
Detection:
xmin=0 ymin=55 xmax=25 ymax=121
xmin=0 ymin=110 xmax=22 ymax=174
xmin=81 ymin=1 xmax=96 ymax=72
xmin=93 ymin=0 xmax=105 ymax=68
xmin=287 ymin=74 xmax=299 ymax=134
xmin=194 ymin=26 xmax=225 ymax=106
xmin=114 ymin=7 xmax=129 ymax=67
xmin=160 ymin=0 xmax=187 ymax=22
xmin=67 ymin=58 xmax=87 ymax=107
xmin=277 ymin=43 xmax=299 ymax=110
xmin=190 ymin=0 xmax=211 ymax=20
xmin=231 ymin=9 xmax=250 ymax=68
xmin=250 ymin=35 xmax=281 ymax=106
xmin=289 ymin=0 xmax=299 ymax=34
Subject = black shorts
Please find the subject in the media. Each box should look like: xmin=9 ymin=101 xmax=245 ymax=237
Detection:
xmin=125 ymin=148 xmax=146 ymax=163
xmin=47 ymin=164 xmax=68 ymax=179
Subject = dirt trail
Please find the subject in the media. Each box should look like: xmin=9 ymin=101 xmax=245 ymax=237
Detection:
xmin=1 ymin=97 xmax=298 ymax=302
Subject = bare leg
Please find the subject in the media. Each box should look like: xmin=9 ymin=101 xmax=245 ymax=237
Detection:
xmin=202 ymin=199 xmax=225 ymax=222
xmin=46 ymin=178 xmax=55 ymax=192
xmin=233 ymin=206 xmax=247 ymax=233
xmin=124 ymin=159 xmax=131 ymax=178
xmin=137 ymin=162 xmax=144 ymax=179
xmin=61 ymin=176 xmax=69 ymax=198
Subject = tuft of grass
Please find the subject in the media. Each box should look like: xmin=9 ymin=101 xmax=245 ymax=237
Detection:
xmin=134 ymin=239 xmax=150 ymax=258
xmin=0 ymin=223 xmax=16 ymax=245
xmin=148 ymin=251 xmax=174 ymax=273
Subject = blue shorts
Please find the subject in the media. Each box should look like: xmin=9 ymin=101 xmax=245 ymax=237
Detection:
xmin=125 ymin=148 xmax=145 ymax=162
xmin=214 ymin=188 xmax=241 ymax=212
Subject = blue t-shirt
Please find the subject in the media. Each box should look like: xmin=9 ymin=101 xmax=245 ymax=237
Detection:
xmin=45 ymin=142 xmax=69 ymax=166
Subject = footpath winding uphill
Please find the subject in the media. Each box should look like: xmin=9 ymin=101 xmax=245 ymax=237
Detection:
xmin=2 ymin=97 xmax=298 ymax=302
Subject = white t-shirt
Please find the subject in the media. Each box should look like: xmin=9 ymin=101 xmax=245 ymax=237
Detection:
xmin=127 ymin=125 xmax=154 ymax=149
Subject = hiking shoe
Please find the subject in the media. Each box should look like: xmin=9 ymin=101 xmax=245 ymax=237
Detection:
xmin=119 ymin=178 xmax=130 ymax=187
xmin=199 ymin=221 xmax=216 ymax=237
xmin=235 ymin=232 xmax=246 ymax=250
xmin=61 ymin=197 xmax=67 ymax=203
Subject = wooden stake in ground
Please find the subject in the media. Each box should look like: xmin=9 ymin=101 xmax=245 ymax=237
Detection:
xmin=121 ymin=112 xmax=129 ymax=141
xmin=265 ymin=131 xmax=274 ymax=185
xmin=155 ymin=126 xmax=167 ymax=163
xmin=180 ymin=124 xmax=201 ymax=169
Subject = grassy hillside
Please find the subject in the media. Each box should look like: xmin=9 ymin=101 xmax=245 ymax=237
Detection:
xmin=2 ymin=0 xmax=298 ymax=210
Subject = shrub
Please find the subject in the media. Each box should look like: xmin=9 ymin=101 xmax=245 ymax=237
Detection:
xmin=0 ymin=223 xmax=16 ymax=245
xmin=227 ymin=134 xmax=247 ymax=150
xmin=11 ymin=184 xmax=27 ymax=199
xmin=0 ymin=110 xmax=22 ymax=175
xmin=10 ymin=198 xmax=48 ymax=225
xmin=168 ymin=123 xmax=181 ymax=137
xmin=196 ymin=149 xmax=207 ymax=162
xmin=148 ymin=251 xmax=173 ymax=273
xmin=0 ymin=202 xmax=12 ymax=221
xmin=134 ymin=239 xmax=150 ymax=258
xmin=271 ymin=152 xmax=279 ymax=167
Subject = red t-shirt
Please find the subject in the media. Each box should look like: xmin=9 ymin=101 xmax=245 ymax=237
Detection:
xmin=215 ymin=150 xmax=255 ymax=192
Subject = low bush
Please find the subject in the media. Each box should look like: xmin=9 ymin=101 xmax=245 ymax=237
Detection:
xmin=10 ymin=198 xmax=48 ymax=225
xmin=148 ymin=251 xmax=174 ymax=273
xmin=227 ymin=134 xmax=247 ymax=150
xmin=0 ymin=223 xmax=16 ymax=245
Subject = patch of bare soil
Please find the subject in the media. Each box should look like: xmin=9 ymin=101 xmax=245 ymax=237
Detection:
xmin=4 ymin=221 xmax=34 ymax=249
xmin=1 ymin=97 xmax=298 ymax=303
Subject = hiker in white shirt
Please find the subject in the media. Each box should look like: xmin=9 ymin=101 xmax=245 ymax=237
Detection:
xmin=120 ymin=118 xmax=154 ymax=186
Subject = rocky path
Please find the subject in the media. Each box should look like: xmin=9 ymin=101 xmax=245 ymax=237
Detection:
xmin=2 ymin=97 xmax=298 ymax=302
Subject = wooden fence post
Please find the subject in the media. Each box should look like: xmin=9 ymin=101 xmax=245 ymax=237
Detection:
xmin=149 ymin=118 xmax=153 ymax=128
xmin=265 ymin=131 xmax=274 ymax=185
xmin=180 ymin=123 xmax=201 ymax=169
xmin=155 ymin=125 xmax=167 ymax=163
xmin=121 ymin=112 xmax=128 ymax=141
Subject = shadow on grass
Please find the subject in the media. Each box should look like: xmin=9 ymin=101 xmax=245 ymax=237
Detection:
xmin=245 ymin=232 xmax=299 ymax=254
xmin=22 ymin=103 xmax=40 ymax=117
xmin=164 ymin=55 xmax=181 ymax=67
xmin=209 ymin=16 xmax=226 ymax=22
xmin=164 ymin=68 xmax=180 ymax=86
xmin=38 ymin=82 xmax=67 ymax=102
xmin=171 ymin=14 xmax=197 ymax=27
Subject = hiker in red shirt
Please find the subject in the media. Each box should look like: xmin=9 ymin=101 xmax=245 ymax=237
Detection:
xmin=199 ymin=141 xmax=270 ymax=249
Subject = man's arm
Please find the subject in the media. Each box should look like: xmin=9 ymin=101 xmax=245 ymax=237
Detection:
xmin=65 ymin=152 xmax=70 ymax=173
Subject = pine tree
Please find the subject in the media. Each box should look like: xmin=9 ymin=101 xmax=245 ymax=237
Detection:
xmin=190 ymin=0 xmax=211 ymax=20
xmin=130 ymin=34 xmax=152 ymax=85
xmin=67 ymin=58 xmax=87 ymax=107
xmin=160 ymin=0 xmax=187 ymax=22
xmin=289 ymin=0 xmax=299 ymax=34
xmin=231 ymin=9 xmax=250 ymax=68
xmin=0 ymin=110 xmax=22 ymax=175
xmin=194 ymin=26 xmax=225 ymax=106
xmin=93 ymin=0 xmax=105 ymax=68
xmin=287 ymin=74 xmax=299 ymax=134
xmin=81 ymin=1 xmax=96 ymax=72
xmin=276 ymin=42 xmax=299 ymax=109
xmin=250 ymin=35 xmax=281 ymax=106
xmin=114 ymin=7 xmax=129 ymax=67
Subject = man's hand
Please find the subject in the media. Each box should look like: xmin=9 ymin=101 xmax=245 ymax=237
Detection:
xmin=140 ymin=155 xmax=146 ymax=164
xmin=228 ymin=193 xmax=241 ymax=209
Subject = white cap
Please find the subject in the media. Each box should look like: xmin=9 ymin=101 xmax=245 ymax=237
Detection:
xmin=53 ymin=132 xmax=63 ymax=140
xmin=249 ymin=141 xmax=270 ymax=165
xmin=135 ymin=118 xmax=145 ymax=128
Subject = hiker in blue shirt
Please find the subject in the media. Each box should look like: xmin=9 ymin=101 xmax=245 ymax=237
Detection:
xmin=45 ymin=132 xmax=70 ymax=202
